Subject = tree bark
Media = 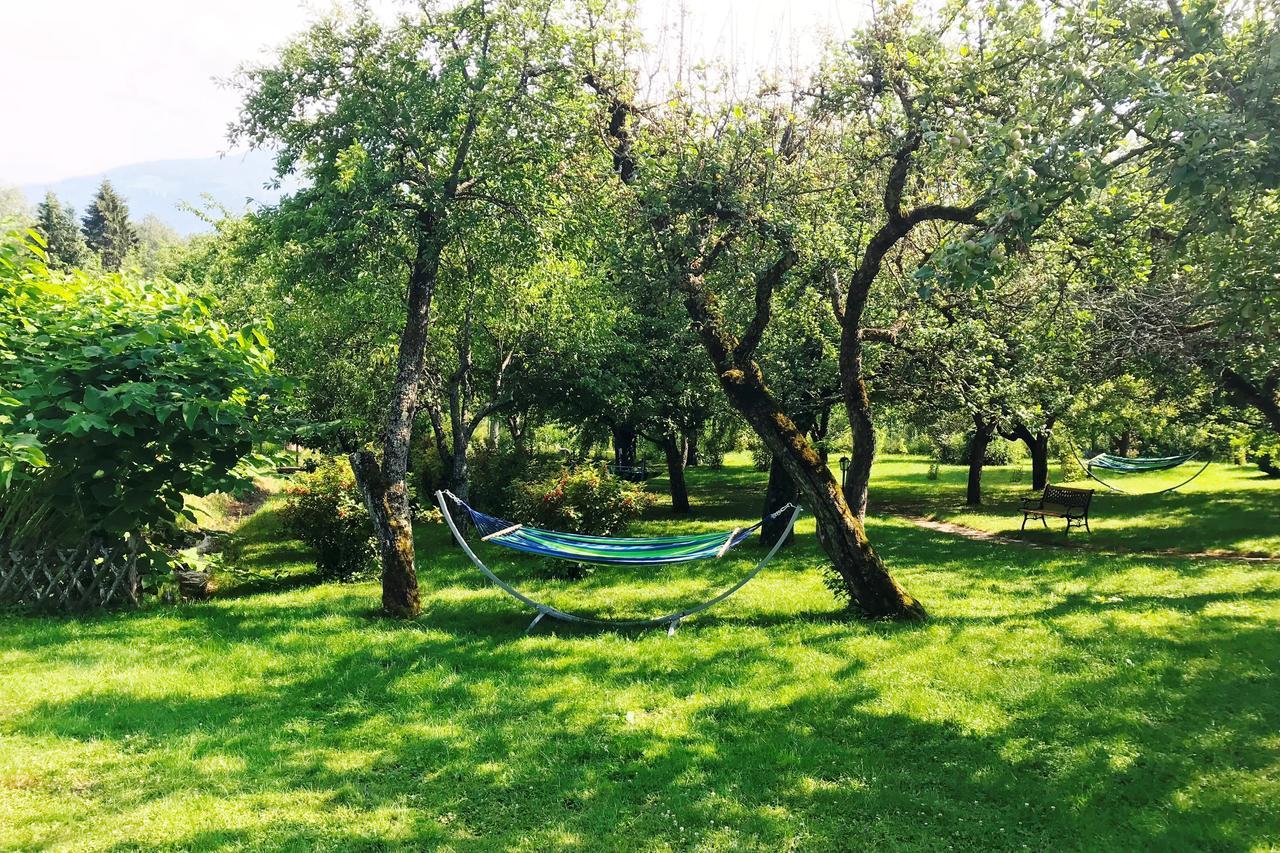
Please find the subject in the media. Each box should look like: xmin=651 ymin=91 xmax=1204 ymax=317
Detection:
xmin=661 ymin=433 xmax=691 ymax=514
xmin=967 ymin=415 xmax=995 ymax=506
xmin=761 ymin=454 xmax=799 ymax=548
xmin=350 ymin=450 xmax=418 ymax=616
xmin=349 ymin=235 xmax=441 ymax=618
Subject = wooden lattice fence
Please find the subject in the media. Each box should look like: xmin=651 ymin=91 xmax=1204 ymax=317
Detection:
xmin=0 ymin=537 xmax=143 ymax=613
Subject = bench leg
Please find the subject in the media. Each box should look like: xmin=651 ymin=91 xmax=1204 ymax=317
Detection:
xmin=1084 ymin=516 xmax=1091 ymax=534
xmin=1021 ymin=514 xmax=1029 ymax=531
xmin=1041 ymin=516 xmax=1048 ymax=530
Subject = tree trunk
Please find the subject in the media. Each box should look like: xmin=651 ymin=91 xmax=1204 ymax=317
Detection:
xmin=612 ymin=424 xmax=638 ymax=467
xmin=1257 ymin=453 xmax=1280 ymax=478
xmin=349 ymin=234 xmax=441 ymax=619
xmin=967 ymin=416 xmax=995 ymax=506
xmin=1008 ymin=420 xmax=1053 ymax=490
xmin=1116 ymin=429 xmax=1132 ymax=458
xmin=761 ymin=454 xmax=799 ymax=548
xmin=843 ymin=377 xmax=875 ymax=521
xmin=1029 ymin=435 xmax=1049 ymax=490
xmin=350 ymin=451 xmax=419 ymax=616
xmin=684 ymin=428 xmax=701 ymax=466
xmin=679 ymin=271 xmax=924 ymax=619
xmin=662 ymin=433 xmax=691 ymax=514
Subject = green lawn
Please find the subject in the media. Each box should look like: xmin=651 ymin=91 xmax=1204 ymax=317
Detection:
xmin=868 ymin=455 xmax=1280 ymax=558
xmin=2 ymin=458 xmax=1277 ymax=850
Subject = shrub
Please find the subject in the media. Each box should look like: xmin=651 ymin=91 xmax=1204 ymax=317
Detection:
xmin=469 ymin=446 xmax=564 ymax=516
xmin=698 ymin=419 xmax=742 ymax=470
xmin=749 ymin=439 xmax=772 ymax=472
xmin=511 ymin=465 xmax=654 ymax=536
xmin=281 ymin=457 xmax=376 ymax=581
xmin=0 ymin=232 xmax=276 ymax=548
xmin=935 ymin=433 xmax=1014 ymax=466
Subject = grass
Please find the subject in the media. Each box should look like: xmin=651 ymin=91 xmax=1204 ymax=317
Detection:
xmin=1 ymin=456 xmax=1278 ymax=850
xmin=868 ymin=455 xmax=1280 ymax=558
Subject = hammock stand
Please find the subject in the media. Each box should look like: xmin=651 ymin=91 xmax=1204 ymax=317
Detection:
xmin=1068 ymin=446 xmax=1211 ymax=496
xmin=436 ymin=490 xmax=802 ymax=635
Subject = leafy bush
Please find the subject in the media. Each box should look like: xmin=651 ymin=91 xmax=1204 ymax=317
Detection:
xmin=934 ymin=433 xmax=1015 ymax=466
xmin=468 ymin=445 xmax=563 ymax=516
xmin=0 ymin=232 xmax=276 ymax=547
xmin=749 ymin=439 xmax=772 ymax=472
xmin=281 ymin=457 xmax=375 ymax=581
xmin=511 ymin=465 xmax=654 ymax=536
xmin=698 ymin=418 xmax=743 ymax=470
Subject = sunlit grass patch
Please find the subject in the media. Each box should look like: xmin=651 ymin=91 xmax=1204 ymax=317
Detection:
xmin=1 ymin=456 xmax=1276 ymax=850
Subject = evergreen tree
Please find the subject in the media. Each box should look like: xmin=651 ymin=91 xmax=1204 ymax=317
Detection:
xmin=82 ymin=180 xmax=138 ymax=271
xmin=34 ymin=192 xmax=89 ymax=270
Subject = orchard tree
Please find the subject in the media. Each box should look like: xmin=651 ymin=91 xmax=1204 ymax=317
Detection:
xmin=1062 ymin=0 xmax=1279 ymax=455
xmin=809 ymin=1 xmax=1147 ymax=520
xmin=82 ymin=180 xmax=138 ymax=271
xmin=234 ymin=0 xmax=598 ymax=617
xmin=582 ymin=64 xmax=928 ymax=619
xmin=34 ymin=192 xmax=89 ymax=270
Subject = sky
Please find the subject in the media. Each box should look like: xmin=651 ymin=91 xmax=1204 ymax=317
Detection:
xmin=1 ymin=0 xmax=867 ymax=186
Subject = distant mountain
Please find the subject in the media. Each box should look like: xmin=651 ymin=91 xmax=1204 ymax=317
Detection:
xmin=21 ymin=151 xmax=288 ymax=236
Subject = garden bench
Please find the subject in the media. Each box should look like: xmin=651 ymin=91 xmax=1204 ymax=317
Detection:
xmin=1020 ymin=484 xmax=1094 ymax=535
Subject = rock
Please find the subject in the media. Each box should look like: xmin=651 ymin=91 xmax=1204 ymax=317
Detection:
xmin=176 ymin=569 xmax=212 ymax=601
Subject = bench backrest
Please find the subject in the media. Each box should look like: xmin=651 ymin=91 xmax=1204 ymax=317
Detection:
xmin=1043 ymin=484 xmax=1094 ymax=510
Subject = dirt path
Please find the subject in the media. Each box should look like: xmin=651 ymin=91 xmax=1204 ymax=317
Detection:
xmin=890 ymin=510 xmax=1280 ymax=563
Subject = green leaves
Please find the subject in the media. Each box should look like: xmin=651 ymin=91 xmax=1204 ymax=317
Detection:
xmin=0 ymin=231 xmax=279 ymax=545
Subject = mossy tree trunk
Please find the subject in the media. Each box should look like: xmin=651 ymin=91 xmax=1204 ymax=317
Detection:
xmin=350 ymin=234 xmax=442 ymax=619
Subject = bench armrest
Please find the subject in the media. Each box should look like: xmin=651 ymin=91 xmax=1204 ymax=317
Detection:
xmin=1020 ymin=497 xmax=1044 ymax=509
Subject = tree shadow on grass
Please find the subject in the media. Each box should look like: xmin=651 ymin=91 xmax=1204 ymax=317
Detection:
xmin=7 ymin=581 xmax=1277 ymax=851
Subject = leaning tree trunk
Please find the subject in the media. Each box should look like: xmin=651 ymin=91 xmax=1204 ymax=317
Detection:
xmin=967 ymin=416 xmax=995 ymax=506
xmin=842 ymin=351 xmax=876 ymax=521
xmin=679 ymin=273 xmax=924 ymax=619
xmin=761 ymin=454 xmax=799 ymax=548
xmin=349 ymin=235 xmax=441 ymax=619
xmin=661 ymin=433 xmax=691 ymax=514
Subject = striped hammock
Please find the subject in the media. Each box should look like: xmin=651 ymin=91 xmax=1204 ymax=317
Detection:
xmin=449 ymin=493 xmax=776 ymax=565
xmin=1085 ymin=452 xmax=1196 ymax=474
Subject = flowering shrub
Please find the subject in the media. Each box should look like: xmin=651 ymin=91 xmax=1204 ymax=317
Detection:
xmin=281 ymin=457 xmax=375 ymax=581
xmin=512 ymin=465 xmax=654 ymax=536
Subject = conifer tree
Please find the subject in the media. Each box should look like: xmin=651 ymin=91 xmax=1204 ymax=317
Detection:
xmin=35 ymin=192 xmax=89 ymax=270
xmin=82 ymin=180 xmax=138 ymax=271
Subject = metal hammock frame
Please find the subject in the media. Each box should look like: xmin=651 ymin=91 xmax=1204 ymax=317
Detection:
xmin=435 ymin=490 xmax=802 ymax=634
xmin=1069 ymin=445 xmax=1211 ymax=496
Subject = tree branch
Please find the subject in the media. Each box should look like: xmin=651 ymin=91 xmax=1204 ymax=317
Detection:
xmin=735 ymin=247 xmax=799 ymax=362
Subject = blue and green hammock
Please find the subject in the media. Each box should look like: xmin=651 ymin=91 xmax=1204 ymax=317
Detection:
xmin=1077 ymin=450 xmax=1210 ymax=494
xmin=436 ymin=490 xmax=801 ymax=634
